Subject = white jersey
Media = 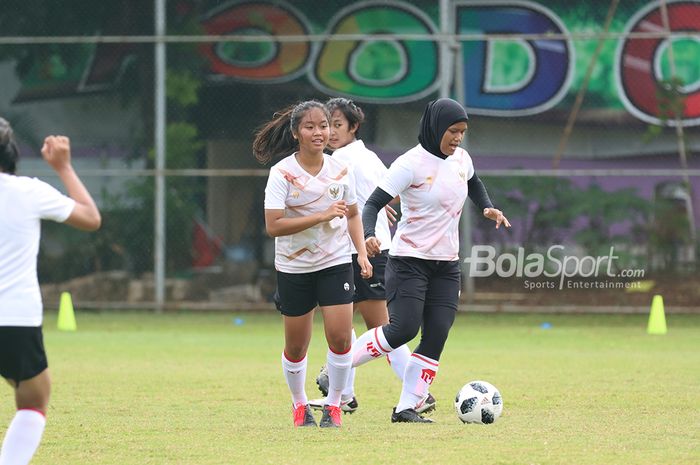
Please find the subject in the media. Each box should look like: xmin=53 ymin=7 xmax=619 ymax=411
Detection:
xmin=331 ymin=140 xmax=391 ymax=253
xmin=380 ymin=144 xmax=474 ymax=261
xmin=0 ymin=173 xmax=75 ymax=326
xmin=264 ymin=153 xmax=357 ymax=273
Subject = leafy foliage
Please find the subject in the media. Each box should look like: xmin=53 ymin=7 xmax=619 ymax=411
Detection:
xmin=476 ymin=176 xmax=651 ymax=268
xmin=26 ymin=2 xmax=210 ymax=280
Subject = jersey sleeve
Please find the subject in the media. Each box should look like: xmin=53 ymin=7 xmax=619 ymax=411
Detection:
xmin=378 ymin=155 xmax=413 ymax=197
xmin=31 ymin=178 xmax=76 ymax=222
xmin=464 ymin=150 xmax=475 ymax=180
xmin=344 ymin=166 xmax=357 ymax=206
xmin=264 ymin=167 xmax=288 ymax=210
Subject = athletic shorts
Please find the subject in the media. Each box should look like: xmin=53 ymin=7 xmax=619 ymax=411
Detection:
xmin=274 ymin=263 xmax=354 ymax=316
xmin=352 ymin=251 xmax=387 ymax=303
xmin=0 ymin=326 xmax=48 ymax=384
xmin=384 ymin=256 xmax=461 ymax=310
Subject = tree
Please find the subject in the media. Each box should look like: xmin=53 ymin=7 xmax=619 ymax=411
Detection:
xmin=4 ymin=1 xmax=212 ymax=278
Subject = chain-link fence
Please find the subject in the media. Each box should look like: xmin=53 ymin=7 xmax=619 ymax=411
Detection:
xmin=1 ymin=0 xmax=699 ymax=311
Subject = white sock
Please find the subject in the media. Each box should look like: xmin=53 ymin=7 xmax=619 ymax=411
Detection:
xmin=395 ymin=353 xmax=439 ymax=413
xmin=341 ymin=329 xmax=357 ymax=400
xmin=0 ymin=409 xmax=46 ymax=465
xmin=281 ymin=352 xmax=308 ymax=407
xmin=352 ymin=326 xmax=393 ymax=367
xmin=386 ymin=344 xmax=412 ymax=382
xmin=325 ymin=347 xmax=352 ymax=407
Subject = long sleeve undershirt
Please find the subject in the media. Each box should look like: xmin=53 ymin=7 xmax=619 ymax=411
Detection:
xmin=362 ymin=173 xmax=494 ymax=239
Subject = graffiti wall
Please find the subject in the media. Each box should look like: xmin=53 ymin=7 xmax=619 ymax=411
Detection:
xmin=197 ymin=0 xmax=700 ymax=125
xmin=10 ymin=0 xmax=700 ymax=126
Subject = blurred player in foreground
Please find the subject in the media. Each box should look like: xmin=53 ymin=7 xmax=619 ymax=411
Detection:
xmin=0 ymin=119 xmax=101 ymax=464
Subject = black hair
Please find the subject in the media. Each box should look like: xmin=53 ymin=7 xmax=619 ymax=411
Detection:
xmin=252 ymin=100 xmax=329 ymax=165
xmin=325 ymin=98 xmax=365 ymax=137
xmin=0 ymin=117 xmax=19 ymax=174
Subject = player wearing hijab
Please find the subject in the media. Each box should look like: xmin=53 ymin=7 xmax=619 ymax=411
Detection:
xmin=350 ymin=98 xmax=510 ymax=423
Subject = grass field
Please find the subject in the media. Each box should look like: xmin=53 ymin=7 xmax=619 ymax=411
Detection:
xmin=1 ymin=311 xmax=698 ymax=465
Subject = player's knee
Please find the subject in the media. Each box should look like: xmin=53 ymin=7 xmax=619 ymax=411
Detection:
xmin=283 ymin=344 xmax=308 ymax=361
xmin=15 ymin=389 xmax=50 ymax=413
xmin=325 ymin=332 xmax=351 ymax=354
xmin=385 ymin=322 xmax=420 ymax=348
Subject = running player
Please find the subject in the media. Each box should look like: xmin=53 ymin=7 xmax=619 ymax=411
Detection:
xmin=351 ymin=98 xmax=510 ymax=423
xmin=253 ymin=100 xmax=373 ymax=428
xmin=310 ymin=98 xmax=436 ymax=415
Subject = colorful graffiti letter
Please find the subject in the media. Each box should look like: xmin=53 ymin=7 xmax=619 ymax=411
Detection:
xmin=455 ymin=1 xmax=573 ymax=116
xmin=617 ymin=1 xmax=700 ymax=126
xmin=310 ymin=2 xmax=439 ymax=102
xmin=200 ymin=1 xmax=311 ymax=82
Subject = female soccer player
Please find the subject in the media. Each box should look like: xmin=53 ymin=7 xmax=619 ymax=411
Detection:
xmin=310 ymin=98 xmax=435 ymax=415
xmin=351 ymin=98 xmax=510 ymax=423
xmin=253 ymin=100 xmax=373 ymax=428
xmin=0 ymin=119 xmax=101 ymax=464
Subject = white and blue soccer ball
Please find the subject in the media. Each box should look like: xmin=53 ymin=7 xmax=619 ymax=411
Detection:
xmin=454 ymin=380 xmax=503 ymax=424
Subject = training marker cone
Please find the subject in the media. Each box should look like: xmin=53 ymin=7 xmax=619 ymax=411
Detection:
xmin=647 ymin=294 xmax=667 ymax=335
xmin=57 ymin=291 xmax=77 ymax=331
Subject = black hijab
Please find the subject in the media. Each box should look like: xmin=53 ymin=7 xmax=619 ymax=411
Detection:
xmin=418 ymin=98 xmax=469 ymax=159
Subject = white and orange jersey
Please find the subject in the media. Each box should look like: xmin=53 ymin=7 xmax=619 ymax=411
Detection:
xmin=380 ymin=144 xmax=474 ymax=261
xmin=264 ymin=153 xmax=357 ymax=273
xmin=331 ymin=140 xmax=391 ymax=253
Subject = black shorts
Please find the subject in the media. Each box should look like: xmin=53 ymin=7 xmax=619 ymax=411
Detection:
xmin=274 ymin=263 xmax=354 ymax=316
xmin=0 ymin=326 xmax=48 ymax=384
xmin=384 ymin=256 xmax=461 ymax=311
xmin=352 ymin=251 xmax=387 ymax=303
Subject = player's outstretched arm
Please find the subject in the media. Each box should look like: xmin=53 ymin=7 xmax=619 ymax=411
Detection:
xmin=482 ymin=208 xmax=511 ymax=229
xmin=41 ymin=136 xmax=101 ymax=231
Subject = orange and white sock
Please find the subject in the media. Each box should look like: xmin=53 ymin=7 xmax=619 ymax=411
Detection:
xmin=281 ymin=351 xmax=308 ymax=407
xmin=352 ymin=326 xmax=393 ymax=367
xmin=0 ymin=409 xmax=46 ymax=465
xmin=395 ymin=353 xmax=439 ymax=413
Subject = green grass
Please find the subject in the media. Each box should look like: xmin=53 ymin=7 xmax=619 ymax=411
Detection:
xmin=1 ymin=311 xmax=698 ymax=465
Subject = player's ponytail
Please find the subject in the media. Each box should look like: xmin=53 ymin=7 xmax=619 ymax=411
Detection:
xmin=0 ymin=117 xmax=19 ymax=174
xmin=252 ymin=100 xmax=328 ymax=165
xmin=253 ymin=105 xmax=295 ymax=165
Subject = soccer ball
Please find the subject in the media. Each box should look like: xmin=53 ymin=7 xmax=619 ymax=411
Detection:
xmin=454 ymin=380 xmax=503 ymax=424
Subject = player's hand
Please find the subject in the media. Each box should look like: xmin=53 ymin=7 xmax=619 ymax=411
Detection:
xmin=41 ymin=136 xmax=72 ymax=171
xmin=384 ymin=204 xmax=398 ymax=227
xmin=483 ymin=208 xmax=511 ymax=229
xmin=365 ymin=236 xmax=381 ymax=257
xmin=357 ymin=254 xmax=373 ymax=279
xmin=321 ymin=201 xmax=348 ymax=222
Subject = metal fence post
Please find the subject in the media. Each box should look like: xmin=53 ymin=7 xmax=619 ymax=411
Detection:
xmin=154 ymin=0 xmax=166 ymax=312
